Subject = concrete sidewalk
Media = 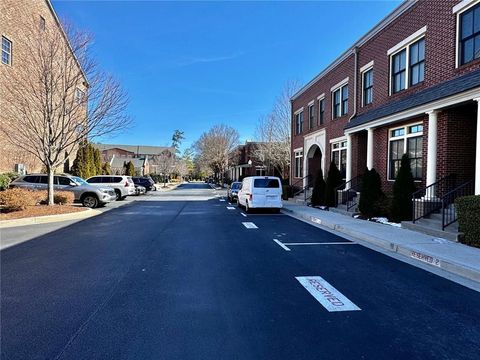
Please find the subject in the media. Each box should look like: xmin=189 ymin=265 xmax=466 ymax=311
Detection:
xmin=282 ymin=201 xmax=480 ymax=286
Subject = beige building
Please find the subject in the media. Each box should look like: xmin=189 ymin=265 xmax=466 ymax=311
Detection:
xmin=0 ymin=0 xmax=87 ymax=173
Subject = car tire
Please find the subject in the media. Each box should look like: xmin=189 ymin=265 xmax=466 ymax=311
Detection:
xmin=114 ymin=189 xmax=121 ymax=201
xmin=82 ymin=194 xmax=98 ymax=208
xmin=245 ymin=201 xmax=250 ymax=213
xmin=120 ymin=196 xmax=127 ymax=200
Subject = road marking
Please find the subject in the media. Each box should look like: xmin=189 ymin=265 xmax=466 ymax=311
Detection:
xmin=227 ymin=206 xmax=235 ymax=210
xmin=219 ymin=199 xmax=226 ymax=202
xmin=241 ymin=213 xmax=247 ymax=217
xmin=284 ymin=242 xmax=355 ymax=246
xmin=242 ymin=222 xmax=258 ymax=229
xmin=273 ymin=239 xmax=290 ymax=251
xmin=296 ymin=276 xmax=361 ymax=312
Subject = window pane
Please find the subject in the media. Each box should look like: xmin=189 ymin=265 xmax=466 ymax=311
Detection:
xmin=462 ymin=10 xmax=474 ymax=39
xmin=475 ymin=35 xmax=480 ymax=59
xmin=410 ymin=42 xmax=419 ymax=64
xmin=418 ymin=39 xmax=425 ymax=61
xmin=342 ymin=85 xmax=348 ymax=100
xmin=463 ymin=37 xmax=474 ymax=63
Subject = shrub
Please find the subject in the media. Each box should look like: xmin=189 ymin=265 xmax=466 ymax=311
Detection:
xmin=455 ymin=195 xmax=480 ymax=248
xmin=282 ymin=185 xmax=292 ymax=200
xmin=390 ymin=154 xmax=416 ymax=222
xmin=325 ymin=162 xmax=343 ymax=207
xmin=0 ymin=172 xmax=19 ymax=191
xmin=358 ymin=168 xmax=384 ymax=218
xmin=53 ymin=191 xmax=75 ymax=205
xmin=311 ymin=168 xmax=326 ymax=206
xmin=0 ymin=188 xmax=43 ymax=211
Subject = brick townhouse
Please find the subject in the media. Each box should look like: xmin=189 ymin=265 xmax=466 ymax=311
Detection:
xmin=291 ymin=0 xmax=480 ymax=234
xmin=227 ymin=141 xmax=267 ymax=182
xmin=0 ymin=0 xmax=87 ymax=173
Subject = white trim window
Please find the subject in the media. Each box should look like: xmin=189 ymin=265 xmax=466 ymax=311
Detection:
xmin=331 ymin=140 xmax=347 ymax=179
xmin=295 ymin=111 xmax=303 ymax=135
xmin=318 ymin=97 xmax=325 ymax=125
xmin=332 ymin=84 xmax=348 ymax=118
xmin=362 ymin=68 xmax=374 ymax=106
xmin=458 ymin=2 xmax=480 ymax=66
xmin=308 ymin=103 xmax=315 ymax=130
xmin=1 ymin=36 xmax=12 ymax=65
xmin=294 ymin=150 xmax=303 ymax=178
xmin=389 ymin=32 xmax=425 ymax=94
xmin=388 ymin=123 xmax=423 ymax=180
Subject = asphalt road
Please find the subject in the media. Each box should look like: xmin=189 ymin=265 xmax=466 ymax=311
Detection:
xmin=1 ymin=183 xmax=480 ymax=359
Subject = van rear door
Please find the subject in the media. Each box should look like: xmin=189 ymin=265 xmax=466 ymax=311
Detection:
xmin=253 ymin=177 xmax=281 ymax=207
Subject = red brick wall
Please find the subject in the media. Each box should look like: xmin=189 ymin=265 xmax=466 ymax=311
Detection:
xmin=436 ymin=104 xmax=477 ymax=184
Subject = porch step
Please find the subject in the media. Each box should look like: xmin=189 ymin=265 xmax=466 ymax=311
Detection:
xmin=401 ymin=220 xmax=462 ymax=242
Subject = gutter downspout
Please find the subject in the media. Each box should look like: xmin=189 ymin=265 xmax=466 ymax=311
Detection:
xmin=349 ymin=46 xmax=359 ymax=122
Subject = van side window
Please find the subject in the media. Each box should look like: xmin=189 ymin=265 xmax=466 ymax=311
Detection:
xmin=24 ymin=176 xmax=38 ymax=183
xmin=86 ymin=177 xmax=98 ymax=183
xmin=57 ymin=176 xmax=72 ymax=185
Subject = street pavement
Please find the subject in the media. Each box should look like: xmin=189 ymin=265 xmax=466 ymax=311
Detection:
xmin=1 ymin=183 xmax=480 ymax=359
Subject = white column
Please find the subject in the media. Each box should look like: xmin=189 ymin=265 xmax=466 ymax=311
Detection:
xmin=426 ymin=110 xmax=438 ymax=187
xmin=346 ymin=134 xmax=352 ymax=187
xmin=366 ymin=128 xmax=374 ymax=170
xmin=475 ymin=99 xmax=480 ymax=194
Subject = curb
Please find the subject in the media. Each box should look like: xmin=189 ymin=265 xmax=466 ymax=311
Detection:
xmin=0 ymin=208 xmax=101 ymax=228
xmin=282 ymin=207 xmax=480 ymax=284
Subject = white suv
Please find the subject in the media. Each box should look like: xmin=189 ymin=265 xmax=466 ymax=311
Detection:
xmin=86 ymin=175 xmax=136 ymax=200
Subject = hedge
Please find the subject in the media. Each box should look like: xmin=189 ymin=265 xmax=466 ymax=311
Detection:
xmin=455 ymin=195 xmax=480 ymax=248
xmin=0 ymin=188 xmax=44 ymax=211
xmin=0 ymin=172 xmax=19 ymax=191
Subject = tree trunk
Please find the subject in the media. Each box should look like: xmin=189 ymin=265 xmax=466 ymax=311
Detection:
xmin=47 ymin=166 xmax=55 ymax=206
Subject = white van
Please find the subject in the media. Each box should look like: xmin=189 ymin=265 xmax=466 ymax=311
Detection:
xmin=237 ymin=176 xmax=283 ymax=212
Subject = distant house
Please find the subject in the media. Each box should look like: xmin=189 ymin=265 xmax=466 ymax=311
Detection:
xmin=93 ymin=143 xmax=174 ymax=175
xmin=227 ymin=141 xmax=266 ymax=182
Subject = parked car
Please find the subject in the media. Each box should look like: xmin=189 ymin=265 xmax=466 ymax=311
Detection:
xmin=134 ymin=184 xmax=146 ymax=195
xmin=9 ymin=174 xmax=116 ymax=208
xmin=227 ymin=182 xmax=242 ymax=202
xmin=132 ymin=176 xmax=155 ymax=191
xmin=86 ymin=175 xmax=136 ymax=200
xmin=237 ymin=176 xmax=283 ymax=213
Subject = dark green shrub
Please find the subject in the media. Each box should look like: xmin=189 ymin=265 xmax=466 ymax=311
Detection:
xmin=282 ymin=185 xmax=292 ymax=200
xmin=359 ymin=168 xmax=384 ymax=218
xmin=311 ymin=168 xmax=326 ymax=206
xmin=125 ymin=161 xmax=135 ymax=176
xmin=455 ymin=195 xmax=480 ymax=248
xmin=325 ymin=162 xmax=343 ymax=207
xmin=390 ymin=154 xmax=416 ymax=222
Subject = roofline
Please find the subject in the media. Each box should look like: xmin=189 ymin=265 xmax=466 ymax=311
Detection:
xmin=45 ymin=0 xmax=89 ymax=85
xmin=290 ymin=0 xmax=417 ymax=102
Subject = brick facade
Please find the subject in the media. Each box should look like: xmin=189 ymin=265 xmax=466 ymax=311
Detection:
xmin=291 ymin=0 xmax=479 ymax=196
xmin=0 ymin=0 xmax=86 ymax=173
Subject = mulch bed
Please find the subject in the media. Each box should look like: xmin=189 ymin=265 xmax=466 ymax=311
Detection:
xmin=0 ymin=205 xmax=85 ymax=220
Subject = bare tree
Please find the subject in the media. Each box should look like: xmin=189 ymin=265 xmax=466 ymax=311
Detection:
xmin=0 ymin=18 xmax=131 ymax=205
xmin=194 ymin=124 xmax=239 ymax=183
xmin=151 ymin=151 xmax=176 ymax=187
xmin=254 ymin=80 xmax=300 ymax=179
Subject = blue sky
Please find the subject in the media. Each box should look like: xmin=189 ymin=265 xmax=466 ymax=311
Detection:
xmin=53 ymin=0 xmax=401 ymax=151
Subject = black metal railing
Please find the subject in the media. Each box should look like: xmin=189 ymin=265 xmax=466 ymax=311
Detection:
xmin=334 ymin=175 xmax=363 ymax=211
xmin=412 ymin=174 xmax=457 ymax=223
xmin=441 ymin=180 xmax=474 ymax=230
xmin=292 ymin=174 xmax=313 ymax=201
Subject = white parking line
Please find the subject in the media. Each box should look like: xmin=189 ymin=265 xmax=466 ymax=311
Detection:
xmin=283 ymin=242 xmax=355 ymax=246
xmin=219 ymin=199 xmax=226 ymax=202
xmin=240 ymin=213 xmax=247 ymax=217
xmin=227 ymin=206 xmax=235 ymax=210
xmin=273 ymin=239 xmax=291 ymax=251
xmin=296 ymin=276 xmax=361 ymax=312
xmin=242 ymin=222 xmax=258 ymax=229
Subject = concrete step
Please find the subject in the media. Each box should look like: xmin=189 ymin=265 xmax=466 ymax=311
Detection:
xmin=401 ymin=221 xmax=461 ymax=242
